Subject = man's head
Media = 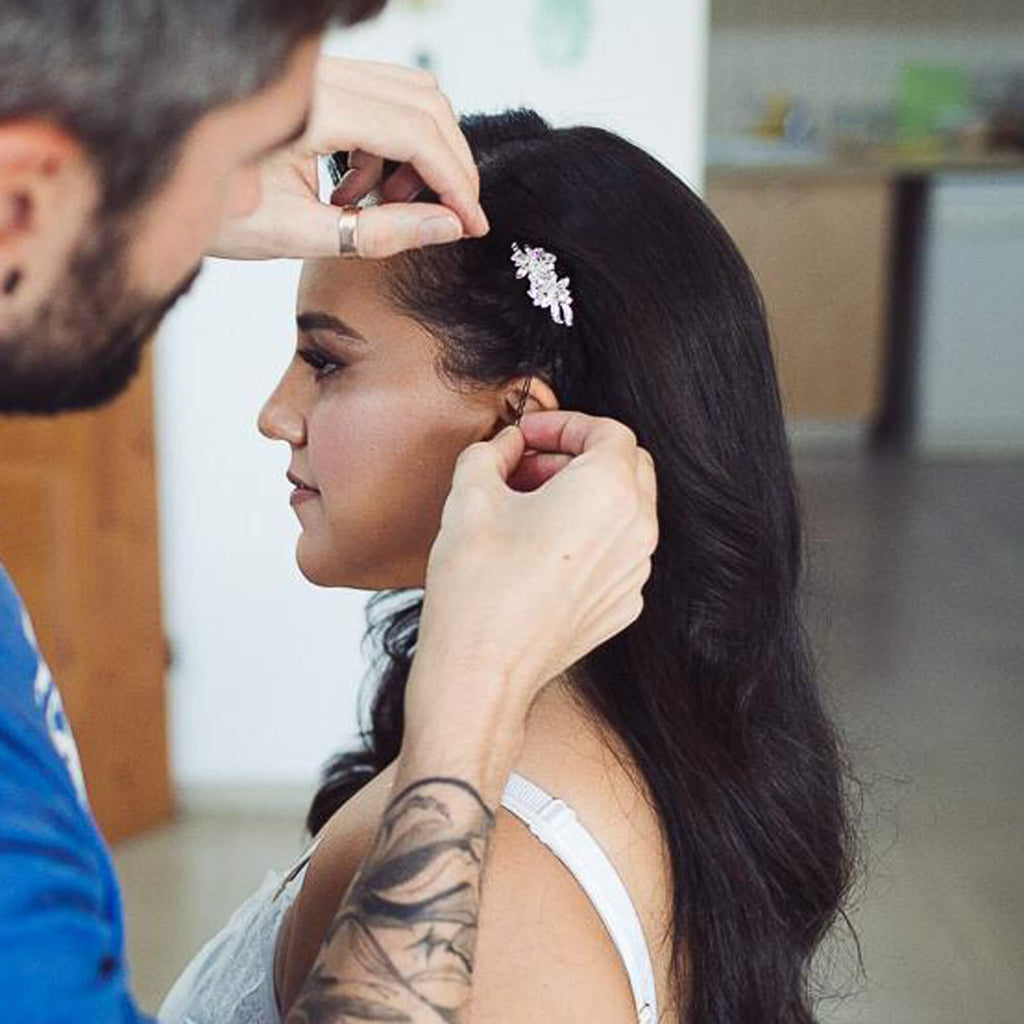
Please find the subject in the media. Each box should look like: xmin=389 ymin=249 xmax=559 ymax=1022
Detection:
xmin=0 ymin=0 xmax=385 ymax=414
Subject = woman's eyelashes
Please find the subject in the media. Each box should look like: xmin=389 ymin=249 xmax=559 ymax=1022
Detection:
xmin=298 ymin=346 xmax=347 ymax=381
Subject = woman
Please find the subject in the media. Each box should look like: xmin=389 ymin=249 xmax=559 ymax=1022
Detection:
xmin=160 ymin=109 xmax=860 ymax=1024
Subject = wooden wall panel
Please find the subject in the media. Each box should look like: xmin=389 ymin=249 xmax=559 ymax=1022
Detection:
xmin=707 ymin=175 xmax=893 ymax=423
xmin=0 ymin=350 xmax=173 ymax=843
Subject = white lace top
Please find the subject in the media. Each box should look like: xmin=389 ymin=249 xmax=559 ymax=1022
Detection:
xmin=158 ymin=770 xmax=657 ymax=1024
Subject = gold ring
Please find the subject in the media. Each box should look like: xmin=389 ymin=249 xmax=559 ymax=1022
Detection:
xmin=337 ymin=205 xmax=360 ymax=257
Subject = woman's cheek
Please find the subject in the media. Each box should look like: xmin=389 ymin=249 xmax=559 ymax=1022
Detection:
xmin=308 ymin=395 xmax=419 ymax=513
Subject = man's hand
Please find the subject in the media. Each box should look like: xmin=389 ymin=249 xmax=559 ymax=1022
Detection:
xmin=210 ymin=57 xmax=488 ymax=260
xmin=409 ymin=410 xmax=659 ymax=736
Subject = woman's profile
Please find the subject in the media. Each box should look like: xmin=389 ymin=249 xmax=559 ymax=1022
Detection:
xmin=159 ymin=108 xmax=860 ymax=1024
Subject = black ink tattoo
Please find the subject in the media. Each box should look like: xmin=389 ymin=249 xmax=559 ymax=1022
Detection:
xmin=286 ymin=777 xmax=496 ymax=1024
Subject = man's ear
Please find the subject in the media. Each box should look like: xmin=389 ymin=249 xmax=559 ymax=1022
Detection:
xmin=0 ymin=120 xmax=97 ymax=304
xmin=501 ymin=375 xmax=560 ymax=425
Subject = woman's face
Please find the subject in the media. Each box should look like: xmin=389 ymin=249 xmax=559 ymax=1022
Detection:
xmin=258 ymin=257 xmax=507 ymax=590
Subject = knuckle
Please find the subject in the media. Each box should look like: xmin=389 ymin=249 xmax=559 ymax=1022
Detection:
xmin=430 ymin=89 xmax=455 ymax=121
xmin=603 ymin=417 xmax=637 ymax=448
xmin=646 ymin=521 xmax=660 ymax=552
xmin=416 ymin=68 xmax=440 ymax=90
xmin=595 ymin=468 xmax=632 ymax=511
xmin=455 ymin=440 xmax=486 ymax=467
xmin=411 ymin=106 xmax=437 ymax=138
xmin=445 ymin=478 xmax=492 ymax=527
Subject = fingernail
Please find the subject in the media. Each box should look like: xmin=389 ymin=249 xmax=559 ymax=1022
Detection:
xmin=420 ymin=216 xmax=462 ymax=246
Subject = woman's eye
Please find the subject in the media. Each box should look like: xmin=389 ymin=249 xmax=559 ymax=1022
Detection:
xmin=298 ymin=348 xmax=345 ymax=381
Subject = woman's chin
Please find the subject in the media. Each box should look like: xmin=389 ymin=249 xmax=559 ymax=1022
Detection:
xmin=295 ymin=534 xmax=345 ymax=587
xmin=294 ymin=538 xmax=426 ymax=591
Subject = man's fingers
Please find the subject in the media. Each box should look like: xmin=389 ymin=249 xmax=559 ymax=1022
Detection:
xmin=309 ymin=65 xmax=485 ymax=236
xmin=319 ymin=57 xmax=479 ymax=196
xmin=451 ymin=426 xmax=526 ymax=491
xmin=506 ymin=452 xmax=574 ymax=492
xmin=636 ymin=447 xmax=657 ymax=503
xmin=380 ymin=163 xmax=427 ymax=204
xmin=518 ymin=410 xmax=638 ymax=460
xmin=330 ymin=150 xmax=384 ymax=206
xmin=350 ymin=202 xmax=464 ymax=258
xmin=317 ymin=57 xmax=439 ymax=90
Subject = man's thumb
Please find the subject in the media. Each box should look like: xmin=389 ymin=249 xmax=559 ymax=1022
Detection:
xmin=451 ymin=425 xmax=525 ymax=492
xmin=488 ymin=424 xmax=527 ymax=483
xmin=352 ymin=203 xmax=464 ymax=258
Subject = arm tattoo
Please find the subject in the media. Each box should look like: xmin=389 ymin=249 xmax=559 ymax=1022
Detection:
xmin=286 ymin=776 xmax=497 ymax=1024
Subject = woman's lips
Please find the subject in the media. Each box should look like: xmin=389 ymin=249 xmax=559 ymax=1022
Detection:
xmin=287 ymin=471 xmax=320 ymax=505
xmin=289 ymin=486 xmax=319 ymax=506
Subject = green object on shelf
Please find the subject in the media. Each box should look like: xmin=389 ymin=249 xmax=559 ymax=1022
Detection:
xmin=897 ymin=64 xmax=968 ymax=142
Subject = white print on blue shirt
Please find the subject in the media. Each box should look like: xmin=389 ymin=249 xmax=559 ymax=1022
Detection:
xmin=20 ymin=607 xmax=88 ymax=806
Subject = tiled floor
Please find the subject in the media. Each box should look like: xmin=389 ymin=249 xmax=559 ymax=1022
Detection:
xmin=114 ymin=449 xmax=1024 ymax=1021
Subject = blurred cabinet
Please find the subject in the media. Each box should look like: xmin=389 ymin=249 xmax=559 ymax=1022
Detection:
xmin=707 ymin=173 xmax=893 ymax=422
xmin=0 ymin=351 xmax=172 ymax=843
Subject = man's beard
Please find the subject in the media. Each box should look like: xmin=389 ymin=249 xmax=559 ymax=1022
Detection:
xmin=0 ymin=211 xmax=202 ymax=415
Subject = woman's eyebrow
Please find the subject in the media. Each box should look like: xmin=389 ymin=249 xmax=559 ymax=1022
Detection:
xmin=296 ymin=311 xmax=368 ymax=345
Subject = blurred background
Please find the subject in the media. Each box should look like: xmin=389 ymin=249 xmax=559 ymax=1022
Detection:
xmin=0 ymin=0 xmax=1021 ymax=1018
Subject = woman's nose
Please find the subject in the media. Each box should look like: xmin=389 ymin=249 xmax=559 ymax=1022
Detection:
xmin=258 ymin=375 xmax=306 ymax=446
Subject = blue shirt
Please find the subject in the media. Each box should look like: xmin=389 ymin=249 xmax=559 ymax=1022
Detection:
xmin=0 ymin=561 xmax=148 ymax=1022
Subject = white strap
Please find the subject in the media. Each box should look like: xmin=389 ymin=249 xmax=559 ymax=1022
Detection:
xmin=271 ymin=832 xmax=326 ymax=902
xmin=501 ymin=771 xmax=658 ymax=1024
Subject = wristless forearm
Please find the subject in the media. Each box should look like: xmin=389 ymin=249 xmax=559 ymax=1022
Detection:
xmin=284 ymin=661 xmax=527 ymax=1024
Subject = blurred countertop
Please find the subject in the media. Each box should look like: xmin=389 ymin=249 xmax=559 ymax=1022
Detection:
xmin=705 ymin=135 xmax=1024 ymax=182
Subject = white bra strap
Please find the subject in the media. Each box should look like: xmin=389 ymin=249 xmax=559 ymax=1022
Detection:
xmin=501 ymin=771 xmax=658 ymax=1024
xmin=272 ymin=832 xmax=326 ymax=902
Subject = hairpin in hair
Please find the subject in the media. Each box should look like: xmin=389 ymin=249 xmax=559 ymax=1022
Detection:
xmin=510 ymin=242 xmax=574 ymax=327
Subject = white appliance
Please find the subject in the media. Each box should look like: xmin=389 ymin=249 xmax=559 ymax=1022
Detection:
xmin=916 ymin=172 xmax=1024 ymax=454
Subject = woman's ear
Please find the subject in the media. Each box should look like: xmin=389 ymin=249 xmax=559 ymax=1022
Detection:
xmin=501 ymin=375 xmax=560 ymax=424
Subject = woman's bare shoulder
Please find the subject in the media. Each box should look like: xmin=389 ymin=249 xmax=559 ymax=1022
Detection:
xmin=274 ymin=760 xmax=399 ymax=1014
xmin=515 ymin=678 xmax=671 ymax=884
xmin=277 ymin=683 xmax=677 ymax=1020
xmin=504 ymin=678 xmax=677 ymax=1017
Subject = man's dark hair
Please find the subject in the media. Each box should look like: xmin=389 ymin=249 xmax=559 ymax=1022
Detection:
xmin=0 ymin=0 xmax=386 ymax=213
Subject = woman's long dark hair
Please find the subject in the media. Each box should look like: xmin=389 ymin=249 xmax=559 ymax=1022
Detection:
xmin=306 ymin=110 xmax=862 ymax=1023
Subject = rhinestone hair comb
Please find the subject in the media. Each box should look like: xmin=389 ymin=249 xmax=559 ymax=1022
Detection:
xmin=510 ymin=242 xmax=574 ymax=327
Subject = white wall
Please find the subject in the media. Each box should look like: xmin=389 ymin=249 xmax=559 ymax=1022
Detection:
xmin=156 ymin=0 xmax=709 ymax=792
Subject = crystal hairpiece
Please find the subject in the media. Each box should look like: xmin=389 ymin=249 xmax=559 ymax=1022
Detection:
xmin=510 ymin=242 xmax=574 ymax=327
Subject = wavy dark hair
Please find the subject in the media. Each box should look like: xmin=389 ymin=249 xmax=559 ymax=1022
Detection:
xmin=306 ymin=109 xmax=863 ymax=1023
